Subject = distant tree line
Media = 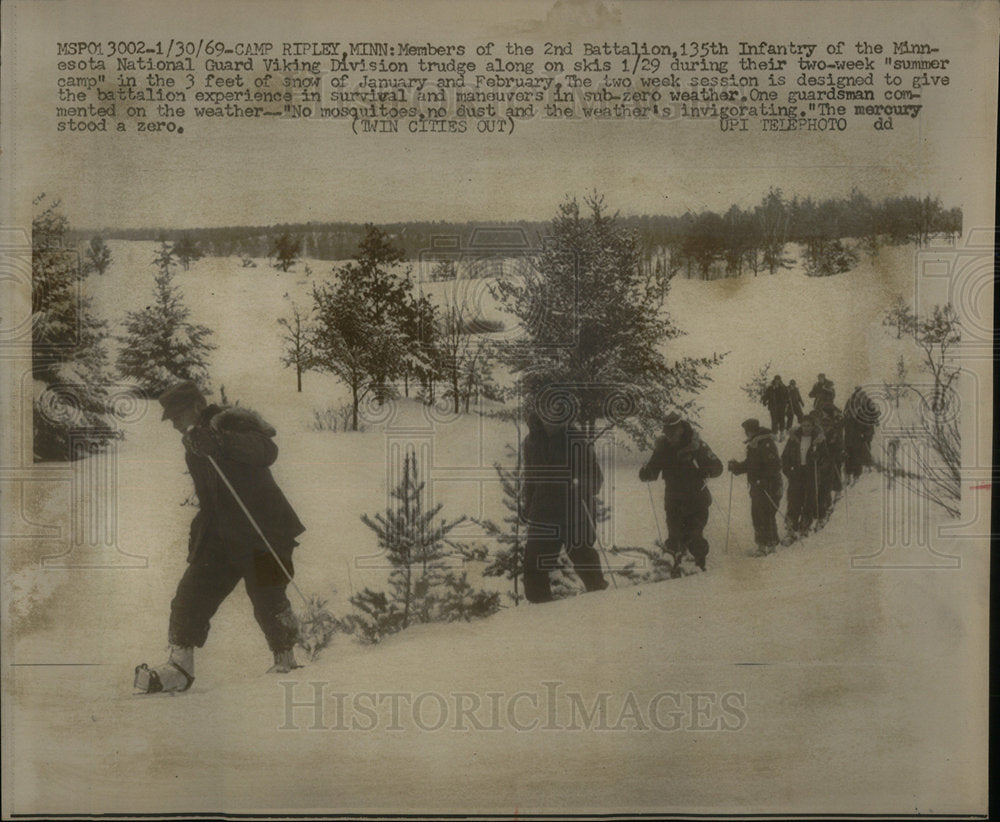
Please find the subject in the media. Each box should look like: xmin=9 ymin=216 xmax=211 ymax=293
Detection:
xmin=81 ymin=191 xmax=961 ymax=278
xmin=626 ymin=189 xmax=962 ymax=280
xmin=86 ymin=221 xmax=551 ymax=264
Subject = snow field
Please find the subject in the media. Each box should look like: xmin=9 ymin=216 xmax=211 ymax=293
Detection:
xmin=5 ymin=240 xmax=985 ymax=814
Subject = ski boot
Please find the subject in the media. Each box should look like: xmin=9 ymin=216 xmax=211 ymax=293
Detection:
xmin=134 ymin=645 xmax=195 ymax=694
xmin=267 ymin=648 xmax=303 ymax=674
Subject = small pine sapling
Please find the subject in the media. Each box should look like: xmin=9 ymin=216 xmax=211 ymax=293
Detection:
xmin=345 ymin=451 xmax=499 ymax=643
xmin=740 ymin=361 xmax=773 ymax=405
xmin=479 ymin=443 xmax=527 ymax=605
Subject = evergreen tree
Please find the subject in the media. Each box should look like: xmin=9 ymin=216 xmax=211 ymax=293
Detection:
xmin=756 ymin=188 xmax=793 ymax=275
xmin=343 ymin=225 xmax=411 ymax=326
xmin=117 ymin=242 xmax=215 ymax=395
xmin=31 ymin=195 xmax=118 ymax=461
xmin=740 ymin=361 xmax=773 ymax=404
xmin=85 ymin=235 xmax=112 ymax=275
xmin=609 ymin=542 xmax=696 ymax=582
xmin=309 ymin=281 xmax=406 ymax=431
xmin=339 ymin=452 xmax=496 ymax=642
xmin=683 ymin=210 xmax=725 ymax=279
xmin=308 ymin=225 xmax=419 ymax=428
xmin=435 ymin=303 xmax=494 ymax=414
xmin=358 ymin=451 xmax=465 ymax=630
xmin=271 ymin=231 xmax=300 ymax=271
xmin=493 ymin=194 xmax=723 ymax=447
xmin=480 ymin=441 xmax=527 ymax=605
xmin=398 ymin=290 xmax=437 ymax=400
xmin=172 ymin=232 xmax=204 ymax=270
xmin=722 ymin=205 xmax=753 ymax=277
xmin=795 ymin=196 xmax=859 ymax=276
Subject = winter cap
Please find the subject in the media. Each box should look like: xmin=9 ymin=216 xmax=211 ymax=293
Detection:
xmin=662 ymin=411 xmax=684 ymax=430
xmin=741 ymin=418 xmax=760 ymax=435
xmin=159 ymin=380 xmax=205 ymax=421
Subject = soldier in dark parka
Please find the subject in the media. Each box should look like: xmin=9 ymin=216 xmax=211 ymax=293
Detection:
xmin=786 ymin=379 xmax=805 ymax=429
xmin=520 ymin=411 xmax=609 ymax=604
xmin=809 ymin=373 xmax=836 ymax=410
xmin=813 ymin=398 xmax=845 ymax=514
xmin=762 ymin=375 xmax=790 ymax=439
xmin=781 ymin=413 xmax=834 ymax=538
xmin=843 ymin=386 xmax=880 ymax=482
xmin=728 ymin=418 xmax=782 ymax=554
xmin=136 ymin=381 xmax=306 ymax=693
xmin=639 ymin=413 xmax=723 ymax=571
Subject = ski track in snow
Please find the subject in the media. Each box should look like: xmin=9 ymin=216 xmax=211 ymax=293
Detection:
xmin=5 ymin=243 xmax=985 ymax=814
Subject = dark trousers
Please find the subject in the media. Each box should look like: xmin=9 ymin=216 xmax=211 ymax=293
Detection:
xmin=664 ymin=502 xmax=710 ymax=568
xmin=524 ymin=527 xmax=607 ymax=603
xmin=769 ymin=408 xmax=786 ymax=436
xmin=843 ymin=438 xmax=871 ymax=480
xmin=785 ymin=466 xmax=819 ymax=533
xmin=749 ymin=486 xmax=779 ymax=547
xmin=169 ymin=535 xmax=297 ymax=652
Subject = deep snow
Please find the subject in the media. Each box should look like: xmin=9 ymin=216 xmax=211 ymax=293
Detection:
xmin=4 ymin=242 xmax=987 ymax=815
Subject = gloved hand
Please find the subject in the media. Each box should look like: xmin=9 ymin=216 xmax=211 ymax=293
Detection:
xmin=727 ymin=459 xmax=738 ymax=472
xmin=183 ymin=427 xmax=220 ymax=458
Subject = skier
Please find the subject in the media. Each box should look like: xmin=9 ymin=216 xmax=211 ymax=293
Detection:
xmin=520 ymin=410 xmax=609 ymax=604
xmin=761 ymin=374 xmax=790 ymax=439
xmin=135 ymin=381 xmax=306 ymax=693
xmin=781 ymin=413 xmax=833 ymax=540
xmin=843 ymin=385 xmax=880 ymax=483
xmin=639 ymin=412 xmax=723 ymax=571
xmin=786 ymin=379 xmax=805 ymax=429
xmin=728 ymin=418 xmax=782 ymax=555
xmin=809 ymin=372 xmax=835 ymax=410
xmin=813 ymin=397 xmax=845 ymax=517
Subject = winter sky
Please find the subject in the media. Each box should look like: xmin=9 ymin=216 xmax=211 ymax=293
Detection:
xmin=5 ymin=0 xmax=996 ymax=229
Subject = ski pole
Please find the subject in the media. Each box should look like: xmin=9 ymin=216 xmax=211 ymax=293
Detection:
xmin=579 ymin=496 xmax=618 ymax=589
xmin=842 ymin=466 xmax=848 ymax=522
xmin=646 ymin=482 xmax=664 ymax=544
xmin=834 ymin=462 xmax=846 ymax=519
xmin=813 ymin=460 xmax=821 ymax=531
xmin=206 ymin=454 xmax=309 ymax=607
xmin=724 ymin=472 xmax=734 ymax=555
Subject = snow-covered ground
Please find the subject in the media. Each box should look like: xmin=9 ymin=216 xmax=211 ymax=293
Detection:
xmin=4 ymin=243 xmax=987 ymax=815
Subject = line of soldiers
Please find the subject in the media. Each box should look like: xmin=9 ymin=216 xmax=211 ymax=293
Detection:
xmin=519 ymin=378 xmax=880 ymax=601
xmin=140 ymin=376 xmax=879 ymax=691
xmin=729 ymin=379 xmax=881 ymax=553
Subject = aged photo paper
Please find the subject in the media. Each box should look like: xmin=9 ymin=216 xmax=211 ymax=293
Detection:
xmin=1 ymin=0 xmax=995 ymax=817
